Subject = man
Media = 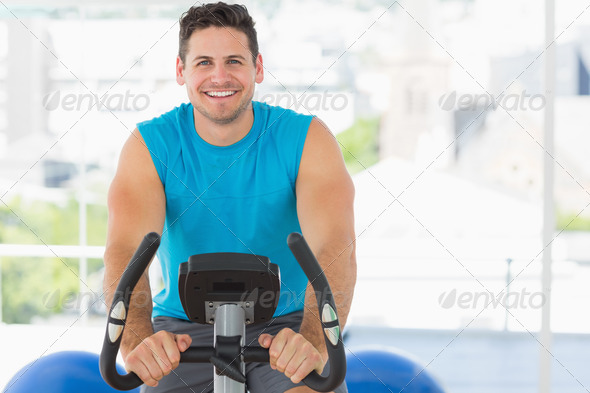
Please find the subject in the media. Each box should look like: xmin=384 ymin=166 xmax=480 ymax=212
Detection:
xmin=103 ymin=2 xmax=356 ymax=393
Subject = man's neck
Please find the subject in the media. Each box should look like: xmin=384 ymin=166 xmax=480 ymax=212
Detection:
xmin=193 ymin=105 xmax=254 ymax=147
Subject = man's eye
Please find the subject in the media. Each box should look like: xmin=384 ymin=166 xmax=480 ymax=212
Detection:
xmin=197 ymin=60 xmax=210 ymax=66
xmin=228 ymin=59 xmax=241 ymax=64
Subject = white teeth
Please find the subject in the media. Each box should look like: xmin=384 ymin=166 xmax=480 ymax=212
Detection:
xmin=206 ymin=91 xmax=236 ymax=97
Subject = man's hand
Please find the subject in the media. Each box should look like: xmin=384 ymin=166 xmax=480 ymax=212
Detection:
xmin=124 ymin=331 xmax=192 ymax=387
xmin=259 ymin=328 xmax=325 ymax=384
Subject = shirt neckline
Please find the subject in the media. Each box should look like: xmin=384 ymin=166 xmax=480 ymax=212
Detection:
xmin=186 ymin=101 xmax=261 ymax=154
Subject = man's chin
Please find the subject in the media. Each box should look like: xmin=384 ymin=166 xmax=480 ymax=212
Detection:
xmin=210 ymin=113 xmax=241 ymax=125
xmin=197 ymin=107 xmax=238 ymax=124
xmin=196 ymin=100 xmax=252 ymax=125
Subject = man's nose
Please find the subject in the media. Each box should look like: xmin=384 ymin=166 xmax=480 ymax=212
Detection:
xmin=210 ymin=63 xmax=231 ymax=84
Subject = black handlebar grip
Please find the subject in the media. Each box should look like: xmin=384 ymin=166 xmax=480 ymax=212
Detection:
xmin=100 ymin=232 xmax=161 ymax=390
xmin=243 ymin=347 xmax=270 ymax=363
xmin=179 ymin=347 xmax=215 ymax=362
xmin=287 ymin=232 xmax=347 ymax=392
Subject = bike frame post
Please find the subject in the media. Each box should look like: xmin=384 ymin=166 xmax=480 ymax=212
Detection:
xmin=214 ymin=304 xmax=246 ymax=393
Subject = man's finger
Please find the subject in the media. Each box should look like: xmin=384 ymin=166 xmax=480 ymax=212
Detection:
xmin=258 ymin=333 xmax=273 ymax=348
xmin=175 ymin=333 xmax=192 ymax=352
xmin=158 ymin=333 xmax=182 ymax=370
xmin=125 ymin=351 xmax=159 ymax=387
xmin=289 ymin=355 xmax=322 ymax=384
xmin=268 ymin=331 xmax=291 ymax=370
xmin=144 ymin=338 xmax=173 ymax=378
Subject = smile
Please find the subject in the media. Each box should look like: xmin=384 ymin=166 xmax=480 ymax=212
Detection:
xmin=205 ymin=91 xmax=237 ymax=97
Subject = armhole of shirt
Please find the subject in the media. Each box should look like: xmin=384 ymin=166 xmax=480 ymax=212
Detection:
xmin=137 ymin=123 xmax=167 ymax=185
xmin=292 ymin=115 xmax=314 ymax=186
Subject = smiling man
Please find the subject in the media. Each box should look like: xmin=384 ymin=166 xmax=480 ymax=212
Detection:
xmin=103 ymin=3 xmax=356 ymax=393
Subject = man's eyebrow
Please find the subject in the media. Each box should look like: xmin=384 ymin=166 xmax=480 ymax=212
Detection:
xmin=191 ymin=54 xmax=247 ymax=63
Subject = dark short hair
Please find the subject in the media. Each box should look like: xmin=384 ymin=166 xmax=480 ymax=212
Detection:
xmin=178 ymin=2 xmax=259 ymax=65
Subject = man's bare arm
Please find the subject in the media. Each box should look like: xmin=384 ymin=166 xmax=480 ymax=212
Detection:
xmin=103 ymin=129 xmax=190 ymax=387
xmin=296 ymin=117 xmax=357 ymax=355
xmin=257 ymin=118 xmax=356 ymax=386
xmin=103 ymin=128 xmax=165 ymax=355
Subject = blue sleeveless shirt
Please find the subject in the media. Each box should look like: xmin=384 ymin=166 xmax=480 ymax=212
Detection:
xmin=137 ymin=101 xmax=313 ymax=320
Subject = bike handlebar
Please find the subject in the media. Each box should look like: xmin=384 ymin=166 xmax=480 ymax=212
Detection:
xmin=99 ymin=232 xmax=346 ymax=392
xmin=99 ymin=232 xmax=160 ymax=390
xmin=286 ymin=232 xmax=346 ymax=391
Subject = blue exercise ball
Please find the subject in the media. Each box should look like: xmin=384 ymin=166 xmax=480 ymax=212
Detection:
xmin=2 ymin=351 xmax=139 ymax=393
xmin=346 ymin=348 xmax=446 ymax=393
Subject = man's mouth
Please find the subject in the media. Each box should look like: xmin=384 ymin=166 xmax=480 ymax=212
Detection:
xmin=204 ymin=90 xmax=237 ymax=98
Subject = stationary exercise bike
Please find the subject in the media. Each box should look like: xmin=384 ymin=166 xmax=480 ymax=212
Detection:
xmin=100 ymin=232 xmax=346 ymax=393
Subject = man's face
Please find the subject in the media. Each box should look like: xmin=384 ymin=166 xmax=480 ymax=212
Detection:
xmin=176 ymin=26 xmax=263 ymax=125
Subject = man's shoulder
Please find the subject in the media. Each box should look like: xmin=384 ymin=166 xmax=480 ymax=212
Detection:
xmin=253 ymin=101 xmax=314 ymax=131
xmin=137 ymin=102 xmax=191 ymax=132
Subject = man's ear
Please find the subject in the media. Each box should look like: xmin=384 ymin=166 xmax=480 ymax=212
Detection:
xmin=176 ymin=56 xmax=185 ymax=86
xmin=255 ymin=53 xmax=264 ymax=84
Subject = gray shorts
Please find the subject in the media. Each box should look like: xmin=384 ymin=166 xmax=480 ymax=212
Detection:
xmin=140 ymin=311 xmax=347 ymax=393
